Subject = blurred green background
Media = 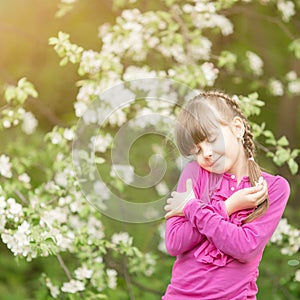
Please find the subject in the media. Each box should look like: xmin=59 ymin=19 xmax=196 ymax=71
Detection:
xmin=0 ymin=0 xmax=300 ymax=299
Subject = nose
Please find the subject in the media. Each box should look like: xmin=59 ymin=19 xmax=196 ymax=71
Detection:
xmin=202 ymin=142 xmax=213 ymax=158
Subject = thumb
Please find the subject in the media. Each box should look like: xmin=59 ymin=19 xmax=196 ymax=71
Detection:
xmin=186 ymin=178 xmax=194 ymax=193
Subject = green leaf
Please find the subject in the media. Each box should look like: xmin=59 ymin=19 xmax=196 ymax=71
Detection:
xmin=289 ymin=39 xmax=300 ymax=59
xmin=277 ymin=136 xmax=289 ymax=146
xmin=288 ymin=159 xmax=299 ymax=175
xmin=4 ymin=86 xmax=16 ymax=102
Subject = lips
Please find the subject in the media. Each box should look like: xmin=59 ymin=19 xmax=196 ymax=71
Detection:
xmin=208 ymin=156 xmax=222 ymax=167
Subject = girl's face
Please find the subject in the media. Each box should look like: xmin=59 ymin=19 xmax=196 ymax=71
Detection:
xmin=191 ymin=120 xmax=245 ymax=175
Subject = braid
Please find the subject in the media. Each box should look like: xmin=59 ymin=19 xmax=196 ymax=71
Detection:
xmin=197 ymin=90 xmax=269 ymax=223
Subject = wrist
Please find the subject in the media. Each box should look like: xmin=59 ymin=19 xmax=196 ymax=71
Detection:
xmin=225 ymin=199 xmax=234 ymax=216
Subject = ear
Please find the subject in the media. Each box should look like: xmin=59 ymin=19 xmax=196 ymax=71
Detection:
xmin=231 ymin=116 xmax=245 ymax=138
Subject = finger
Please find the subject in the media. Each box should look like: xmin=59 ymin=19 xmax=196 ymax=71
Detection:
xmin=164 ymin=204 xmax=171 ymax=212
xmin=186 ymin=178 xmax=193 ymax=193
xmin=171 ymin=191 xmax=177 ymax=197
xmin=166 ymin=198 xmax=172 ymax=204
xmin=241 ymin=185 xmax=262 ymax=195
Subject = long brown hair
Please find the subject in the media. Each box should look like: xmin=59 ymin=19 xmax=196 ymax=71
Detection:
xmin=175 ymin=91 xmax=268 ymax=223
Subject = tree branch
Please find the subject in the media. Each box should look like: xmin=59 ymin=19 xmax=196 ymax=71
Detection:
xmin=57 ymin=253 xmax=72 ymax=281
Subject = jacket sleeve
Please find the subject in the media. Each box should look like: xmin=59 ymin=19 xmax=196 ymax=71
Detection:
xmin=165 ymin=161 xmax=226 ymax=256
xmin=183 ymin=176 xmax=290 ymax=262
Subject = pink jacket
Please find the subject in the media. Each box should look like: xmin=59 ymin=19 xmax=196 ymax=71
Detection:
xmin=163 ymin=160 xmax=290 ymax=300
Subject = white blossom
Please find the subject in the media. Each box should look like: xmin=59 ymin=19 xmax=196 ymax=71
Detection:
xmin=6 ymin=198 xmax=23 ymax=221
xmin=187 ymin=37 xmax=212 ymax=61
xmin=144 ymin=253 xmax=156 ymax=276
xmin=40 ymin=207 xmax=68 ymax=228
xmin=80 ymin=50 xmax=102 ymax=75
xmin=75 ymin=266 xmax=93 ymax=280
xmin=46 ymin=277 xmax=60 ymax=298
xmin=3 ymin=120 xmax=11 ymax=128
xmin=55 ymin=172 xmax=68 ymax=187
xmin=110 ymin=164 xmax=135 ymax=184
xmin=87 ymin=216 xmax=105 ymax=240
xmin=1 ymin=221 xmax=31 ymax=257
xmin=0 ymin=155 xmax=12 ymax=178
xmin=286 ymin=71 xmax=297 ymax=81
xmin=108 ymin=109 xmax=127 ymax=126
xmin=93 ymin=181 xmax=111 ymax=200
xmin=63 ymin=128 xmax=75 ymax=141
xmin=270 ymin=218 xmax=290 ymax=243
xmin=61 ymin=279 xmax=85 ymax=293
xmin=155 ymin=181 xmax=169 ymax=196
xmin=21 ymin=111 xmax=38 ymax=135
xmin=74 ymin=101 xmax=88 ymax=117
xmin=111 ymin=232 xmax=132 ymax=246
xmin=89 ymin=133 xmax=113 ymax=153
xmin=295 ymin=270 xmax=300 ymax=282
xmin=246 ymin=51 xmax=264 ymax=76
xmin=201 ymin=62 xmax=219 ymax=86
xmin=106 ymin=269 xmax=117 ymax=289
xmin=192 ymin=13 xmax=233 ymax=36
xmin=18 ymin=173 xmax=31 ymax=183
xmin=288 ymin=80 xmax=300 ymax=95
xmin=55 ymin=231 xmax=75 ymax=251
xmin=51 ymin=132 xmax=63 ymax=145
xmin=158 ymin=223 xmax=167 ymax=253
xmin=123 ymin=66 xmax=157 ymax=81
xmin=277 ymin=0 xmax=295 ymax=22
xmin=268 ymin=79 xmax=284 ymax=96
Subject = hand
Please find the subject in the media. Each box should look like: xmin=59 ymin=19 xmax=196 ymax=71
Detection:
xmin=164 ymin=178 xmax=196 ymax=219
xmin=225 ymin=179 xmax=268 ymax=216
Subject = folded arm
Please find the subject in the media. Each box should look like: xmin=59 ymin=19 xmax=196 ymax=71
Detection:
xmin=183 ymin=176 xmax=290 ymax=262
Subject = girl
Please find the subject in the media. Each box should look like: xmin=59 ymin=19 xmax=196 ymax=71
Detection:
xmin=163 ymin=91 xmax=290 ymax=300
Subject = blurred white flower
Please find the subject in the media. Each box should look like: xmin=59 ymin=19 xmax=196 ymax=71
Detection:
xmin=21 ymin=111 xmax=38 ymax=135
xmin=74 ymin=101 xmax=88 ymax=117
xmin=51 ymin=132 xmax=63 ymax=145
xmin=63 ymin=128 xmax=75 ymax=141
xmin=61 ymin=279 xmax=85 ymax=293
xmin=45 ymin=277 xmax=60 ymax=298
xmin=75 ymin=266 xmax=93 ymax=280
xmin=89 ymin=133 xmax=113 ymax=153
xmin=111 ymin=232 xmax=132 ymax=246
xmin=295 ymin=270 xmax=300 ymax=282
xmin=268 ymin=79 xmax=284 ymax=96
xmin=158 ymin=223 xmax=167 ymax=253
xmin=108 ymin=109 xmax=127 ymax=126
xmin=123 ymin=66 xmax=157 ymax=81
xmin=93 ymin=181 xmax=111 ymax=200
xmin=3 ymin=120 xmax=11 ymax=128
xmin=0 ymin=155 xmax=12 ymax=178
xmin=246 ymin=51 xmax=264 ymax=76
xmin=201 ymin=62 xmax=219 ymax=86
xmin=80 ymin=50 xmax=102 ymax=75
xmin=18 ymin=173 xmax=31 ymax=183
xmin=277 ymin=0 xmax=295 ymax=22
xmin=110 ymin=164 xmax=135 ymax=184
xmin=288 ymin=80 xmax=300 ymax=95
xmin=106 ymin=269 xmax=117 ymax=289
xmin=187 ymin=37 xmax=212 ymax=61
xmin=55 ymin=172 xmax=68 ymax=187
xmin=1 ymin=221 xmax=31 ymax=257
xmin=286 ymin=71 xmax=297 ymax=81
xmin=155 ymin=181 xmax=169 ymax=196
xmin=87 ymin=216 xmax=105 ymax=240
xmin=6 ymin=198 xmax=23 ymax=221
